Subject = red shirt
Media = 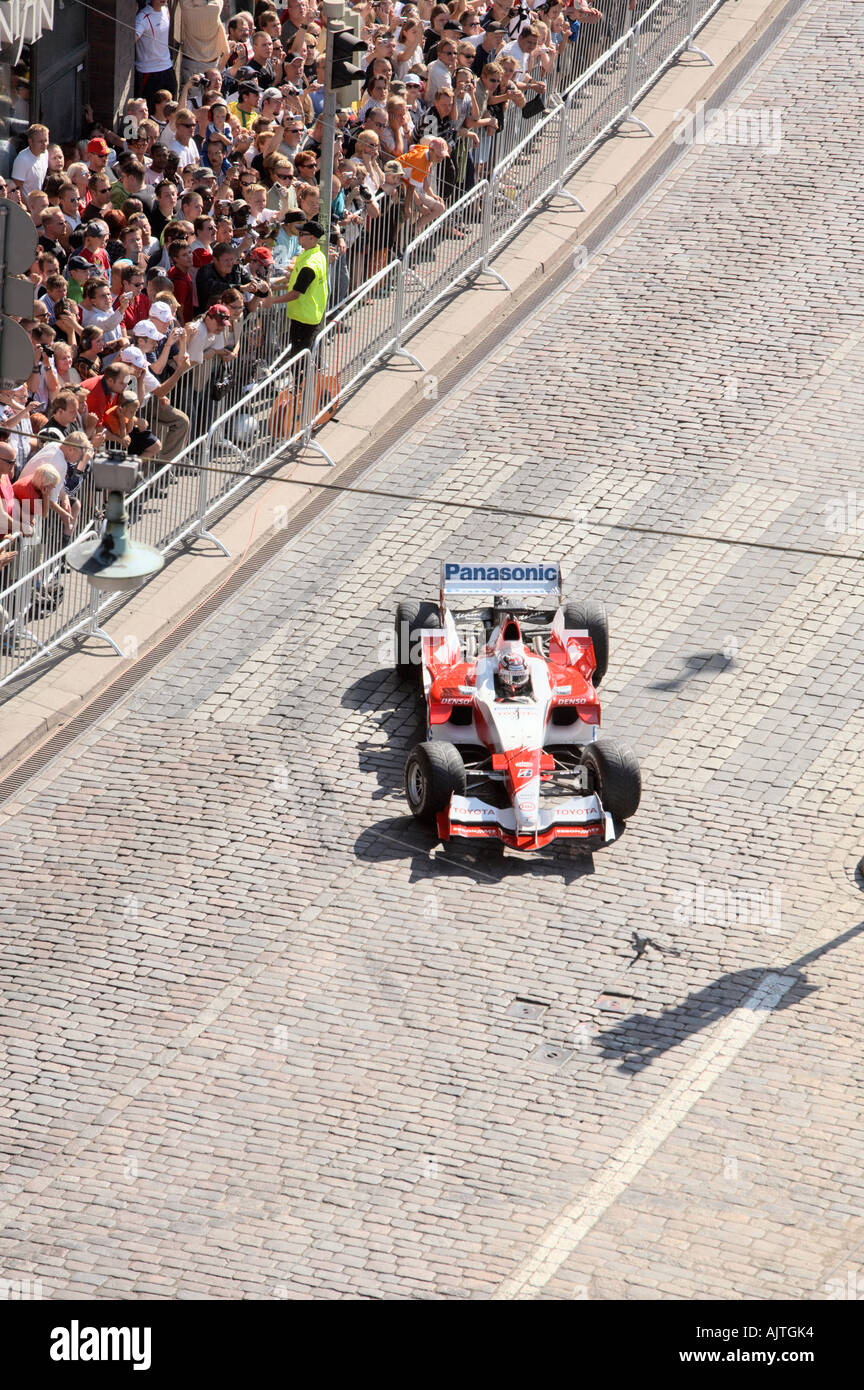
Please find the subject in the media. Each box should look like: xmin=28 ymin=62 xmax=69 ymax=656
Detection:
xmin=168 ymin=267 xmax=195 ymax=324
xmin=119 ymin=291 xmax=151 ymax=334
xmin=81 ymin=375 xmax=118 ymax=424
xmin=82 ymin=246 xmax=111 ymax=277
xmin=12 ymin=478 xmax=42 ymax=503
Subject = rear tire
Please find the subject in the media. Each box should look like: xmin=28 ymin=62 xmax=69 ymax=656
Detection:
xmin=564 ymin=599 xmax=609 ymax=686
xmin=405 ymin=741 xmax=466 ymax=822
xmin=394 ymin=599 xmax=440 ymax=680
xmin=581 ymin=738 xmax=641 ymax=821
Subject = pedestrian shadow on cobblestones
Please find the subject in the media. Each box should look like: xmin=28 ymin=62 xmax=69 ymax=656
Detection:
xmin=594 ymin=918 xmax=864 ymax=1073
xmin=650 ymin=651 xmax=735 ymax=692
xmin=354 ymin=814 xmax=597 ymax=885
xmin=594 ymin=922 xmax=864 ymax=1073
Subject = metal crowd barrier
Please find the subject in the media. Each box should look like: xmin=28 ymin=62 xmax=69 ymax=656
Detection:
xmin=0 ymin=0 xmax=725 ymax=689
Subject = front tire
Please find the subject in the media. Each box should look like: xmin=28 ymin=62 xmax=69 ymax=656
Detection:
xmin=564 ymin=599 xmax=609 ymax=686
xmin=405 ymin=742 xmax=466 ymax=822
xmin=394 ymin=599 xmax=440 ymax=681
xmin=581 ymin=738 xmax=641 ymax=821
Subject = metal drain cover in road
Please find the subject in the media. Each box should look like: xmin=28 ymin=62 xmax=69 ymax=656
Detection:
xmin=597 ymin=991 xmax=636 ymax=1013
xmin=530 ymin=1042 xmax=573 ymax=1068
xmin=507 ymin=997 xmax=550 ymax=1020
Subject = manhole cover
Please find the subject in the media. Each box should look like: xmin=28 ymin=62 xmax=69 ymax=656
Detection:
xmin=530 ymin=1042 xmax=572 ymax=1068
xmin=597 ymin=991 xmax=635 ymax=1013
xmin=507 ymin=997 xmax=550 ymax=1021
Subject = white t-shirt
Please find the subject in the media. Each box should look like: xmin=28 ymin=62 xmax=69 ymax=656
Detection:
xmin=185 ymin=318 xmax=225 ymax=365
xmin=17 ymin=442 xmax=67 ymax=502
xmin=503 ymin=40 xmax=534 ymax=72
xmin=135 ymin=4 xmax=172 ymax=74
xmin=167 ymin=135 xmax=201 ymax=168
xmin=424 ymin=60 xmax=454 ymax=103
xmin=82 ymin=304 xmax=125 ymax=335
xmin=394 ymin=44 xmax=423 ymax=79
xmin=11 ymin=146 xmax=48 ymax=195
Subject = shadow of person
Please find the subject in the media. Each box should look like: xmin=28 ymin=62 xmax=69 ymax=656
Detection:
xmin=596 ymin=918 xmax=864 ymax=1074
xmin=650 ymin=650 xmax=735 ymax=692
xmin=354 ymin=814 xmax=598 ymax=886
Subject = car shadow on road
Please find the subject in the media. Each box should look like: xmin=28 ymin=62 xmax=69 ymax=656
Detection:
xmin=354 ymin=813 xmax=600 ymax=886
xmin=595 ymin=917 xmax=864 ymax=1074
xmin=650 ymin=650 xmax=735 ymax=692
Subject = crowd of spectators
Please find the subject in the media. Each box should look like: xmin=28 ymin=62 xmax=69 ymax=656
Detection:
xmin=1 ymin=0 xmax=624 ymax=555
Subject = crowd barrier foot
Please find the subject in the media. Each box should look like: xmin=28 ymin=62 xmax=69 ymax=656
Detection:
xmin=194 ymin=524 xmax=232 ymax=559
xmin=619 ymin=113 xmax=655 ymax=137
xmin=684 ymin=40 xmax=714 ymax=64
xmin=86 ymin=625 xmax=126 ymax=659
xmin=392 ymin=346 xmax=425 ymax=371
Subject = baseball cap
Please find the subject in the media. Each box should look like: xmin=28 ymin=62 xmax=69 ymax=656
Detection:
xmin=148 ymin=301 xmax=174 ymax=325
xmin=249 ymin=245 xmax=273 ymax=263
xmin=84 ymin=220 xmax=109 ymax=238
xmin=404 ymin=74 xmax=423 ymax=87
xmin=204 ymin=303 xmax=231 ymax=322
xmin=262 ymin=87 xmax=283 ymax=102
xmin=87 ymin=137 xmax=110 ymax=155
xmin=235 ymin=67 xmax=258 ymax=81
xmin=132 ymin=319 xmax=162 ymax=341
xmin=299 ymin=220 xmax=324 ymax=238
xmin=119 ymin=345 xmax=148 ymax=370
xmin=67 ymin=254 xmax=91 ymax=272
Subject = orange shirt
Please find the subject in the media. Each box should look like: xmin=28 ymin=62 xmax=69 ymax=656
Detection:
xmin=397 ymin=144 xmax=434 ymax=190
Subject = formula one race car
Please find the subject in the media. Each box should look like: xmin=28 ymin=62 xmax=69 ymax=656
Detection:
xmin=394 ymin=561 xmax=640 ymax=850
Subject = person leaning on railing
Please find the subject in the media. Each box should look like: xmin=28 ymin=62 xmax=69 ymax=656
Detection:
xmin=11 ymin=465 xmax=72 ymax=547
xmin=396 ymin=137 xmax=449 ymax=238
xmin=17 ymin=432 xmax=92 ymax=536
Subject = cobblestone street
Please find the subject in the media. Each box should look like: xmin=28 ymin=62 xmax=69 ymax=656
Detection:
xmin=1 ymin=0 xmax=862 ymax=1299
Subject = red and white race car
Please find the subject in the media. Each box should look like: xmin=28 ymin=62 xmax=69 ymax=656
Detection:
xmin=394 ymin=561 xmax=640 ymax=850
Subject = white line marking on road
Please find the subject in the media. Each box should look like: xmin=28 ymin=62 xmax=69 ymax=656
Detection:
xmin=491 ymin=970 xmax=798 ymax=1299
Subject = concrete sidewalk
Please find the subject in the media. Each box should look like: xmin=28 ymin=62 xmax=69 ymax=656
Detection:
xmin=0 ymin=0 xmax=793 ymax=779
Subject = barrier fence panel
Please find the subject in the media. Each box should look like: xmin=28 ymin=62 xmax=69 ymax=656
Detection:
xmin=196 ymin=348 xmax=311 ymax=517
xmin=400 ymin=182 xmax=489 ymax=337
xmin=630 ymin=0 xmax=694 ymax=107
xmin=308 ymin=262 xmax=402 ymax=435
xmin=557 ymin=28 xmax=635 ymax=180
xmin=0 ymin=0 xmax=729 ymax=690
xmin=485 ymin=108 xmax=564 ymax=258
xmin=0 ymin=523 xmax=101 ymax=684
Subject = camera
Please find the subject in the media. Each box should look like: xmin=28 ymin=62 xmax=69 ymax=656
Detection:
xmin=357 ymin=185 xmax=372 ymax=202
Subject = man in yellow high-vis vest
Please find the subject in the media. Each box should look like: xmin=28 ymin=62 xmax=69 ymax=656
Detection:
xmin=272 ymin=220 xmax=329 ymax=355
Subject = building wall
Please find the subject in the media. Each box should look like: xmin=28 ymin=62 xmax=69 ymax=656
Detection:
xmin=87 ymin=0 xmax=139 ymax=134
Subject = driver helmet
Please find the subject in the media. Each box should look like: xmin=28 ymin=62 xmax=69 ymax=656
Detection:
xmin=498 ymin=646 xmax=530 ymax=696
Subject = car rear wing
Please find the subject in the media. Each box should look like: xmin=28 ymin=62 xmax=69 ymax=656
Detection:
xmin=440 ymin=561 xmax=562 ymax=606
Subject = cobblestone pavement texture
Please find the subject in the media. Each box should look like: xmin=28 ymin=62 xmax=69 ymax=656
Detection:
xmin=1 ymin=0 xmax=863 ymax=1300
